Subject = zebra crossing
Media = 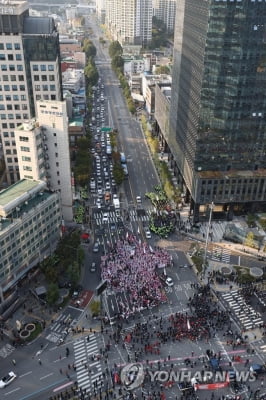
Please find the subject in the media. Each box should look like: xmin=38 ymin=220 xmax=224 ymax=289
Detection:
xmin=221 ymin=290 xmax=264 ymax=331
xmin=210 ymin=246 xmax=231 ymax=263
xmin=73 ymin=334 xmax=104 ymax=393
xmin=94 ymin=209 xmax=153 ymax=226
xmin=45 ymin=312 xmax=76 ymax=343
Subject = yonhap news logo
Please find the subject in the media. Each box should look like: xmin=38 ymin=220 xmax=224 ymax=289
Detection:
xmin=120 ymin=364 xmax=256 ymax=390
xmin=120 ymin=363 xmax=145 ymax=390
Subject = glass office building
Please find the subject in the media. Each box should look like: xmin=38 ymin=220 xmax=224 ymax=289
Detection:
xmin=169 ymin=0 xmax=266 ymax=221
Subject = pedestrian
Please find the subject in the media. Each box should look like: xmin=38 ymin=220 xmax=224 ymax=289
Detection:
xmin=38 ymin=359 xmax=42 ymax=365
xmin=12 ymin=359 xmax=16 ymax=366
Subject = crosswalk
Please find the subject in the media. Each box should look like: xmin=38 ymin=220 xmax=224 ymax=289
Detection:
xmin=210 ymin=246 xmax=231 ymax=263
xmin=73 ymin=334 xmax=104 ymax=393
xmin=46 ymin=312 xmax=76 ymax=343
xmin=94 ymin=209 xmax=153 ymax=226
xmin=221 ymin=290 xmax=264 ymax=331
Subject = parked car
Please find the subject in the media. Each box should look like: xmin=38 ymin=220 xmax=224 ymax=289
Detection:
xmin=0 ymin=372 xmax=17 ymax=388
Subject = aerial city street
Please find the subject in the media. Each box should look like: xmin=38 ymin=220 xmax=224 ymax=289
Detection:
xmin=0 ymin=1 xmax=265 ymax=400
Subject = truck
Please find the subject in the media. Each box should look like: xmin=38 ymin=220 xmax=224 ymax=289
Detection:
xmin=113 ymin=194 xmax=120 ymax=209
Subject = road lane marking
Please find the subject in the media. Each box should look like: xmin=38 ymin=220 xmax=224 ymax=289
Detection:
xmin=4 ymin=387 xmax=21 ymax=395
xmin=40 ymin=373 xmax=53 ymax=380
xmin=19 ymin=371 xmax=32 ymax=378
xmin=53 ymin=381 xmax=74 ymax=392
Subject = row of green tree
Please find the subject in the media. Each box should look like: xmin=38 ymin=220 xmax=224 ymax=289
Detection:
xmin=40 ymin=231 xmax=85 ymax=305
xmin=109 ymin=41 xmax=136 ymax=114
xmin=83 ymin=38 xmax=99 ymax=87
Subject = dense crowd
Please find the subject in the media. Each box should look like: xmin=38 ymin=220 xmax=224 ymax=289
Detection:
xmin=101 ymin=235 xmax=172 ymax=314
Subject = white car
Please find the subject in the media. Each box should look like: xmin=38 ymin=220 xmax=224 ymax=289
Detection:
xmin=0 ymin=371 xmax=17 ymax=388
xmin=106 ymin=182 xmax=111 ymax=190
xmin=96 ymin=198 xmax=101 ymax=208
xmin=136 ymin=196 xmax=142 ymax=204
xmin=102 ymin=213 xmax=109 ymax=223
xmin=166 ymin=277 xmax=174 ymax=287
xmin=113 ymin=194 xmax=118 ymax=199
xmin=145 ymin=229 xmax=152 ymax=239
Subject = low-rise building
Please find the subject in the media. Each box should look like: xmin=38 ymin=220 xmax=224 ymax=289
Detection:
xmin=142 ymin=74 xmax=171 ymax=114
xmin=0 ymin=179 xmax=62 ymax=296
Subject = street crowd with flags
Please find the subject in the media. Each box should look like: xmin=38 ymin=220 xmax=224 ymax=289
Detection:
xmin=100 ymin=234 xmax=172 ymax=317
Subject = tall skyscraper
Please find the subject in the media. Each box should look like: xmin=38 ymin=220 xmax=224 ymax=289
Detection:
xmin=169 ymin=0 xmax=266 ymax=221
xmin=0 ymin=1 xmax=62 ymax=184
xmin=153 ymin=0 xmax=176 ymax=33
xmin=105 ymin=0 xmax=153 ymax=46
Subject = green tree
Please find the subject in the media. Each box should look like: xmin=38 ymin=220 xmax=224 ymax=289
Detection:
xmin=90 ymin=300 xmax=101 ymax=316
xmin=113 ymin=162 xmax=125 ymax=185
xmin=155 ymin=65 xmax=170 ymax=75
xmin=83 ymin=39 xmax=97 ymax=58
xmin=46 ymin=283 xmax=59 ymax=306
xmin=109 ymin=41 xmax=123 ymax=58
xmin=111 ymin=55 xmax=124 ymax=72
xmin=67 ymin=261 xmax=80 ymax=288
xmin=84 ymin=60 xmax=99 ymax=86
xmin=244 ymin=232 xmax=255 ymax=248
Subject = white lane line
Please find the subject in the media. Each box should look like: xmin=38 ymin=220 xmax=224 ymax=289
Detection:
xmin=40 ymin=373 xmax=53 ymax=380
xmin=19 ymin=371 xmax=32 ymax=378
xmin=4 ymin=387 xmax=21 ymax=396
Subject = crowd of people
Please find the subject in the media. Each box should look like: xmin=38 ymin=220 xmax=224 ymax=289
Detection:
xmin=101 ymin=235 xmax=172 ymax=316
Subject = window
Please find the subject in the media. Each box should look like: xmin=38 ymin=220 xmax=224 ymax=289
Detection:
xmin=13 ymin=95 xmax=19 ymax=101
xmin=41 ymin=75 xmax=47 ymax=81
xmin=14 ymin=43 xmax=20 ymax=50
xmin=10 ymin=75 xmax=16 ymax=81
xmin=7 ymin=54 xmax=13 ymax=61
xmin=34 ymin=75 xmax=39 ymax=81
xmin=54 ymin=143 xmax=57 ymax=147
xmin=6 ymin=43 xmax=12 ymax=50
xmin=56 ymin=162 xmax=59 ymax=167
xmin=1 ymin=65 xmax=7 ymax=71
xmin=2 ymin=75 xmax=8 ymax=81
xmin=19 ymin=85 xmax=25 ymax=91
xmin=33 ymin=65 xmax=38 ymax=71
xmin=3 ymin=85 xmax=9 ymax=91
xmin=50 ymin=85 xmax=56 ymax=91
xmin=22 ymin=104 xmax=27 ymax=110
xmin=0 ymin=44 xmax=3 ymax=50
xmin=49 ymin=75 xmax=55 ymax=81
xmin=19 ymin=136 xmax=29 ymax=142
xmin=57 ymin=171 xmax=60 ymax=176
xmin=53 ymin=133 xmax=56 ymax=136
xmin=42 ymin=85 xmax=48 ymax=91
xmin=23 ymin=166 xmax=32 ymax=171
xmin=12 ymin=85 xmax=18 ymax=91
xmin=8 ymin=114 xmax=14 ymax=119
xmin=18 ymin=75 xmax=24 ymax=81
xmin=7 ymin=105 xmax=12 ymax=110
xmin=0 ymin=105 xmax=4 ymax=110
xmin=21 ymin=95 xmax=26 ymax=100
xmin=16 ymin=54 xmax=22 ymax=61
xmin=7 ymin=157 xmax=12 ymax=163
xmin=9 ymin=65 xmax=15 ymax=71
xmin=23 ymin=114 xmax=28 ymax=120
xmin=35 ymin=85 xmax=40 ymax=91
xmin=48 ymin=65 xmax=54 ymax=71
xmin=58 ymin=180 xmax=60 ymax=185
xmin=55 ymin=152 xmax=58 ymax=157
xmin=14 ymin=105 xmax=20 ymax=110
xmin=40 ymin=65 xmax=46 ymax=71
xmin=21 ymin=146 xmax=30 ymax=152
xmin=17 ymin=65 xmax=23 ymax=71
xmin=0 ymin=54 xmax=5 ymax=60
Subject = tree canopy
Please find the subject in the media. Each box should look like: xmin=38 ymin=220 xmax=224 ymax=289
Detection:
xmin=109 ymin=41 xmax=123 ymax=58
xmin=83 ymin=38 xmax=97 ymax=59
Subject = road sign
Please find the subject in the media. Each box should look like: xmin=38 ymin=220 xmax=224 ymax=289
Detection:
xmin=101 ymin=127 xmax=112 ymax=132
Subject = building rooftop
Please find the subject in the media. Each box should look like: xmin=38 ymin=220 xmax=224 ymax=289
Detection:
xmin=23 ymin=17 xmax=56 ymax=34
xmin=0 ymin=179 xmax=46 ymax=217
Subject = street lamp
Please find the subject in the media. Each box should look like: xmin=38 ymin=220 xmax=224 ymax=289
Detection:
xmin=203 ymin=201 xmax=214 ymax=276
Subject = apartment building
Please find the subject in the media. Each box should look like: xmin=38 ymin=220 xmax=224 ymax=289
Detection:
xmin=153 ymin=0 xmax=176 ymax=33
xmin=0 ymin=179 xmax=62 ymax=295
xmin=0 ymin=1 xmax=62 ymax=184
xmin=105 ymin=0 xmax=153 ymax=47
xmin=15 ymin=101 xmax=73 ymax=221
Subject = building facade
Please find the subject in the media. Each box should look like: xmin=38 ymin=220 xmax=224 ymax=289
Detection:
xmin=105 ymin=0 xmax=153 ymax=46
xmin=153 ymin=0 xmax=176 ymax=33
xmin=0 ymin=1 xmax=62 ymax=184
xmin=14 ymin=101 xmax=73 ymax=222
xmin=169 ymin=0 xmax=266 ymax=221
xmin=0 ymin=179 xmax=62 ymax=295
